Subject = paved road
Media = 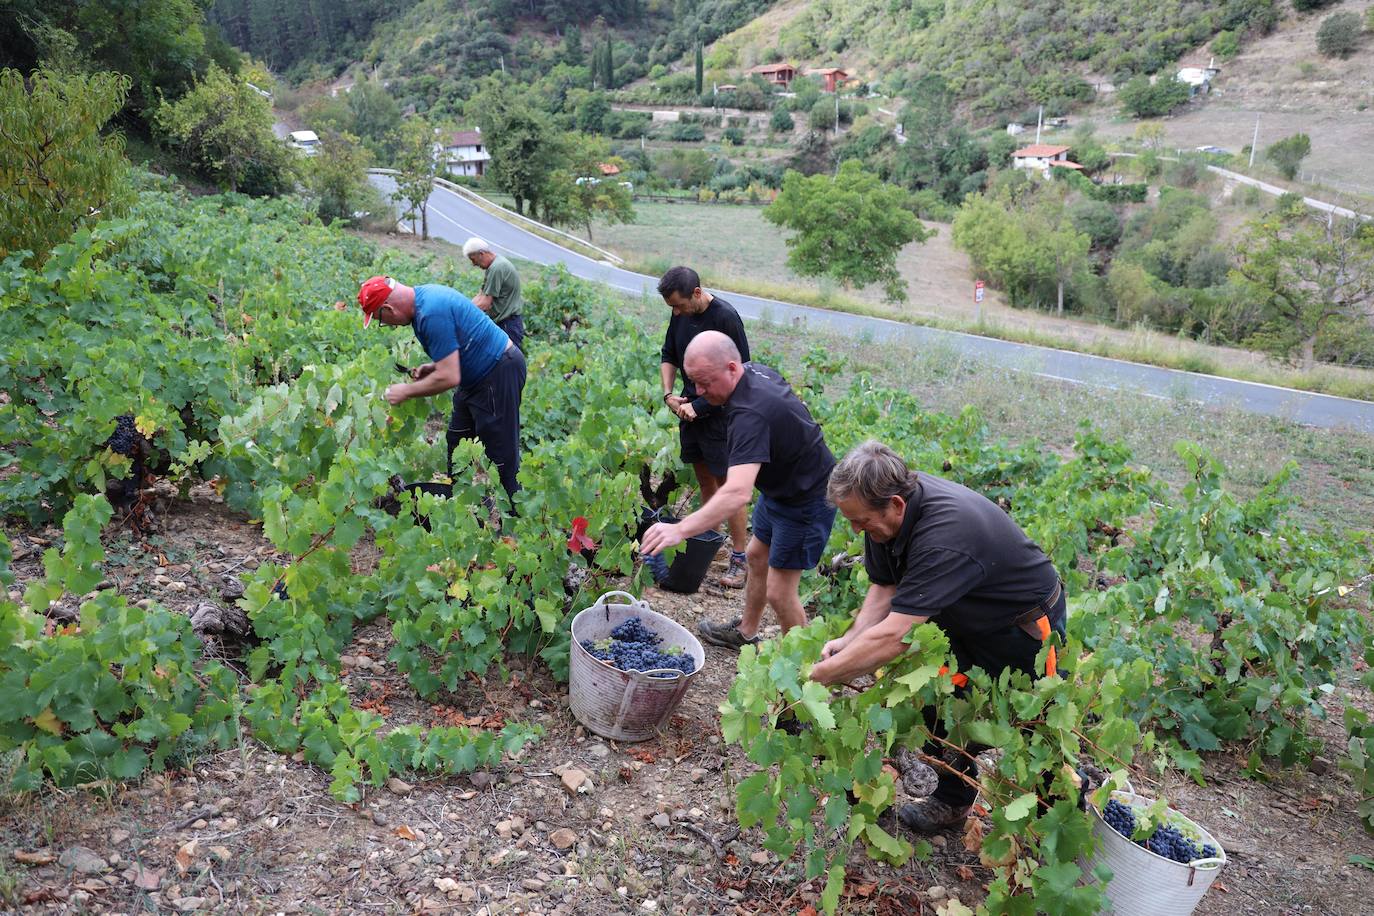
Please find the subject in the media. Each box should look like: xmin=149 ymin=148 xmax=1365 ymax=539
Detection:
xmin=1113 ymin=152 xmax=1368 ymax=221
xmin=369 ymin=174 xmax=1374 ymax=434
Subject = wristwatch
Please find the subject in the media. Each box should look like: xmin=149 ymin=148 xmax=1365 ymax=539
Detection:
xmin=663 ymin=392 xmax=673 ymax=404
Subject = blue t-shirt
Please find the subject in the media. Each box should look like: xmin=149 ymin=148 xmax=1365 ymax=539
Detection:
xmin=412 ymin=284 xmax=509 ymax=389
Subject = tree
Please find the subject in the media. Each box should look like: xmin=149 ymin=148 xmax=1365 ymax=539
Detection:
xmin=154 ymin=63 xmax=294 ymax=194
xmin=1069 ymin=198 xmax=1123 ymax=250
xmin=1264 ymin=133 xmax=1311 ymax=180
xmin=573 ymin=91 xmax=611 ymax=133
xmin=540 ymin=134 xmax=634 ymax=243
xmin=3 ymin=0 xmax=212 ymax=117
xmin=764 ymin=159 xmax=933 ymax=302
xmin=951 ymin=188 xmax=1091 ymax=314
xmin=893 ymin=74 xmax=991 ymax=204
xmin=0 ymin=68 xmax=132 ymax=265
xmin=1316 ymin=12 xmax=1362 ymax=59
xmin=1118 ymin=75 xmax=1191 ymax=118
xmin=347 ymin=79 xmax=402 ymax=149
xmin=473 ymin=80 xmax=564 ymax=216
xmin=309 ymin=131 xmax=372 ymax=224
xmin=694 ymin=42 xmax=704 ymax=96
xmin=1133 ymin=121 xmax=1166 ymax=151
xmin=1234 ymin=207 xmax=1374 ymax=369
xmin=603 ymin=38 xmax=615 ymax=90
xmin=392 ymin=117 xmax=437 ymax=239
xmin=561 ymin=25 xmax=585 ymax=67
xmin=809 ymin=97 xmax=837 ymax=131
xmin=769 ymin=107 xmax=795 ymax=133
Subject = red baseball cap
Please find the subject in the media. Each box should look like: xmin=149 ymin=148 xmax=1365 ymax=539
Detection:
xmin=357 ymin=276 xmax=395 ymax=327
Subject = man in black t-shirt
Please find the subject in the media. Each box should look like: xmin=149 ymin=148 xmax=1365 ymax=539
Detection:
xmin=808 ymin=440 xmax=1065 ymax=835
xmin=657 ymin=266 xmax=752 ymax=588
xmin=641 ymin=331 xmax=838 ymax=649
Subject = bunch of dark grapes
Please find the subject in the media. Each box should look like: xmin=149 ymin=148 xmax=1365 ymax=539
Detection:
xmin=610 ymin=617 xmax=662 ymax=646
xmin=581 ymin=617 xmax=696 ymax=678
xmin=105 ymin=415 xmax=141 ymax=457
xmin=1102 ymin=799 xmax=1218 ymax=864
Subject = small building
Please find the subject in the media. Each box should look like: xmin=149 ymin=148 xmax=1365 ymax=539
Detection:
xmin=1012 ymin=143 xmax=1081 ymax=177
xmin=651 ymin=110 xmax=681 ymax=123
xmin=805 ymin=67 xmax=850 ymax=93
xmin=1176 ymin=60 xmax=1221 ymax=97
xmin=1006 ymin=122 xmax=1028 ymax=136
xmin=716 ymin=84 xmax=738 ymax=93
xmin=288 ymin=130 xmax=320 ymax=156
xmin=748 ymin=63 xmax=796 ymax=87
xmin=597 ymin=162 xmax=621 ymax=177
xmin=443 ymin=128 xmax=490 ymax=178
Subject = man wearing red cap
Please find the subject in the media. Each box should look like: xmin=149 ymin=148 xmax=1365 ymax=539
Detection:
xmin=358 ymin=275 xmax=526 ymax=501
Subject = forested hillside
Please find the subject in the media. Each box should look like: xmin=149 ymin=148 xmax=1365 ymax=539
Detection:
xmin=207 ymin=0 xmax=779 ymax=97
xmin=713 ymin=0 xmax=1284 ymax=115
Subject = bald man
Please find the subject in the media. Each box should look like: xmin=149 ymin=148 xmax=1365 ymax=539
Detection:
xmin=641 ymin=331 xmax=837 ymax=649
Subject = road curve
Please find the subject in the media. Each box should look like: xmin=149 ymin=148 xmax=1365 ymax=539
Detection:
xmin=369 ymin=174 xmax=1374 ymax=435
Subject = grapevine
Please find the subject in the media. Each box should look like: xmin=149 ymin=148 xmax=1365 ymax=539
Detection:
xmin=0 ymin=177 xmax=1369 ymax=914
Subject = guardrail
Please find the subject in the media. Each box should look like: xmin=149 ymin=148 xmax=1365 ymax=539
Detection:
xmin=367 ymin=169 xmax=625 ymax=265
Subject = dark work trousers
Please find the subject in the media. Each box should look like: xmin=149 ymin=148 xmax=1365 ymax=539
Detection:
xmin=923 ymin=587 xmax=1068 ymax=809
xmin=446 ymin=346 xmax=526 ymax=502
xmin=496 ymin=314 xmax=525 ymax=352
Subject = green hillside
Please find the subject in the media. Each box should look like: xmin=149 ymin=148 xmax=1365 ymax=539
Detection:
xmin=207 ymin=0 xmax=781 ymax=113
xmin=711 ymin=0 xmax=1284 ymax=117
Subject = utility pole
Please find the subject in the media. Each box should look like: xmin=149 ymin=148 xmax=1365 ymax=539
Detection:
xmin=834 ymin=91 xmax=839 ymax=138
xmin=1035 ymin=105 xmax=1043 ymax=144
xmin=1249 ymin=114 xmax=1259 ymax=168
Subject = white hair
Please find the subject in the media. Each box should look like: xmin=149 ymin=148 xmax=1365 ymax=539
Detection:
xmin=462 ymin=237 xmax=492 ymax=257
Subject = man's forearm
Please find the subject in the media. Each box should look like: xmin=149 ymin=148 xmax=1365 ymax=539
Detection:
xmin=812 ymin=624 xmax=911 ymax=684
xmin=473 ymin=293 xmax=494 ymax=311
xmin=659 ymin=362 xmax=677 ymax=396
xmin=400 ymin=370 xmax=459 ymax=398
xmin=676 ymin=483 xmax=750 ymax=537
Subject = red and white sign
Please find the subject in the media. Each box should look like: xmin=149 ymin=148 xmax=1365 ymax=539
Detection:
xmin=974 ymin=280 xmax=985 ymax=304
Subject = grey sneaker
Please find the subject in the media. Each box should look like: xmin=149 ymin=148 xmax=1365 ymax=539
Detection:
xmin=697 ymin=616 xmax=760 ymax=651
xmin=897 ymin=798 xmax=972 ymax=834
xmin=719 ymin=554 xmax=748 ymax=589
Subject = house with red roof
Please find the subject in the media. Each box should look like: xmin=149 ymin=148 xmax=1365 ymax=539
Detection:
xmin=1011 ymin=144 xmax=1082 ymax=177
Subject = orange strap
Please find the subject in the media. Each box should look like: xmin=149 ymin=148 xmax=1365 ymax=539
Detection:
xmin=938 ymin=615 xmax=1057 ymax=689
xmin=1032 ymin=614 xmax=1058 ymax=678
xmin=937 ymin=664 xmax=969 ymax=688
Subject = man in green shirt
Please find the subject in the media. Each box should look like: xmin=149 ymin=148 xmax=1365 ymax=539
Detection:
xmin=464 ymin=237 xmax=525 ymax=351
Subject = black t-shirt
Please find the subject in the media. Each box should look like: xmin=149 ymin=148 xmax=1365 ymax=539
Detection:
xmin=724 ymin=363 xmax=835 ymax=504
xmin=660 ymin=295 xmax=750 ymax=420
xmin=864 ymin=472 xmax=1059 ymax=634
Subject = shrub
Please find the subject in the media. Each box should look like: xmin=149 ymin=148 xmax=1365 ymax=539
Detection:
xmin=809 ymin=97 xmax=837 ymax=131
xmin=733 ymin=83 xmax=770 ymax=111
xmin=1212 ymin=30 xmax=1240 ymax=60
xmin=1265 ymin=133 xmax=1311 ymax=179
xmin=1292 ymin=0 xmax=1339 ymax=10
xmin=1069 ymin=198 xmax=1123 ymax=249
xmin=1316 ymin=12 xmax=1362 ymax=58
xmin=723 ymin=127 xmax=745 ymax=145
xmin=668 ymin=122 xmax=705 ymax=142
xmin=1118 ymin=75 xmax=1192 ymax=118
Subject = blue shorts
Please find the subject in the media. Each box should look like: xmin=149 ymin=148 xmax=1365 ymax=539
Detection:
xmin=751 ymin=493 xmax=837 ymax=570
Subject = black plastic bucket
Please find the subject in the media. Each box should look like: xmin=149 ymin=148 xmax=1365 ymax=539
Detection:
xmin=638 ymin=507 xmax=725 ymax=594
